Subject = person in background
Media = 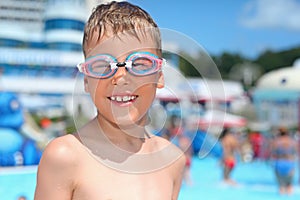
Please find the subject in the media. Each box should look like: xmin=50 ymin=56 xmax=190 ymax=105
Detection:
xmin=178 ymin=131 xmax=193 ymax=185
xmin=249 ymin=131 xmax=263 ymax=160
xmin=17 ymin=196 xmax=27 ymax=200
xmin=271 ymin=127 xmax=298 ymax=195
xmin=219 ymin=127 xmax=240 ymax=184
xmin=168 ymin=115 xmax=193 ymax=185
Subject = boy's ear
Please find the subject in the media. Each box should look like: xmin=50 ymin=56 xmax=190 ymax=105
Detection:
xmin=156 ymin=72 xmax=164 ymax=89
xmin=84 ymin=76 xmax=89 ymax=92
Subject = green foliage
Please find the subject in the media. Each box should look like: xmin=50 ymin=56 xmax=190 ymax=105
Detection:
xmin=212 ymin=53 xmax=246 ymax=79
xmin=162 ymin=51 xmax=202 ymax=77
xmin=167 ymin=45 xmax=299 ymax=89
xmin=178 ymin=53 xmax=202 ymax=77
xmin=255 ymin=47 xmax=300 ymax=72
xmin=164 ymin=51 xmax=222 ymax=79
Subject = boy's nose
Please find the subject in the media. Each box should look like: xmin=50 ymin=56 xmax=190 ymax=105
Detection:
xmin=111 ymin=67 xmax=128 ymax=85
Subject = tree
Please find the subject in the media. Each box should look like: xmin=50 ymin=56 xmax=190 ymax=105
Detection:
xmin=213 ymin=52 xmax=246 ymax=79
xmin=254 ymin=47 xmax=300 ymax=72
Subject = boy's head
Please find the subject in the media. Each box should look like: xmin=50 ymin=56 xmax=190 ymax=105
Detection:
xmin=83 ymin=1 xmax=162 ymax=57
xmin=79 ymin=1 xmax=164 ymax=127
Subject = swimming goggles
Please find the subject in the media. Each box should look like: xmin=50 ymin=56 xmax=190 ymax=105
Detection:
xmin=77 ymin=52 xmax=166 ymax=79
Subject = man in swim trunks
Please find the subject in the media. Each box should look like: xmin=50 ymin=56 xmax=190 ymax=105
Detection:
xmin=271 ymin=127 xmax=298 ymax=195
xmin=219 ymin=128 xmax=240 ymax=184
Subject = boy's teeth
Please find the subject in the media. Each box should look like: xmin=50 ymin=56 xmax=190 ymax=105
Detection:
xmin=122 ymin=96 xmax=129 ymax=101
xmin=110 ymin=96 xmax=136 ymax=102
xmin=116 ymin=96 xmax=122 ymax=102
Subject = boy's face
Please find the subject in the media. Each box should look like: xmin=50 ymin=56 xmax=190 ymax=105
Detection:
xmin=84 ymin=31 xmax=164 ymax=127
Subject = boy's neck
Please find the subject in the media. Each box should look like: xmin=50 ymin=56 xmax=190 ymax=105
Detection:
xmin=94 ymin=116 xmax=151 ymax=152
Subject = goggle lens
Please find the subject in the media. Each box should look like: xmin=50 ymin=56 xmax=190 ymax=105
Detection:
xmin=130 ymin=56 xmax=159 ymax=76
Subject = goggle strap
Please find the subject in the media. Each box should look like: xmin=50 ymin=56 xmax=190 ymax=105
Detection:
xmin=162 ymin=58 xmax=167 ymax=67
xmin=77 ymin=63 xmax=83 ymax=72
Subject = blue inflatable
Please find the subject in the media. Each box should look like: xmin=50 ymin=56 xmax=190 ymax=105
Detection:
xmin=0 ymin=92 xmax=24 ymax=129
xmin=0 ymin=91 xmax=42 ymax=166
xmin=0 ymin=128 xmax=23 ymax=153
xmin=0 ymin=128 xmax=24 ymax=166
xmin=192 ymin=130 xmax=223 ymax=158
xmin=22 ymin=139 xmax=42 ymax=165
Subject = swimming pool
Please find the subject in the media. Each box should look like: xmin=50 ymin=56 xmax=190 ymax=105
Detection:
xmin=180 ymin=157 xmax=299 ymax=200
xmin=0 ymin=158 xmax=299 ymax=200
xmin=0 ymin=166 xmax=37 ymax=200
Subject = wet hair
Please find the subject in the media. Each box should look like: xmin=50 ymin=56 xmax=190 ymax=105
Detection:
xmin=83 ymin=1 xmax=161 ymax=57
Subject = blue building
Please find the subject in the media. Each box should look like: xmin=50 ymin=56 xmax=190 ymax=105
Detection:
xmin=0 ymin=0 xmax=87 ymax=93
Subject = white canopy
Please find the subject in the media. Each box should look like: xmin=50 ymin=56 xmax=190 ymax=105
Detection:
xmin=197 ymin=109 xmax=247 ymax=128
xmin=156 ymin=75 xmax=245 ymax=102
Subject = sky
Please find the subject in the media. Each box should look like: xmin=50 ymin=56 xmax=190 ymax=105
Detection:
xmin=123 ymin=0 xmax=300 ymax=59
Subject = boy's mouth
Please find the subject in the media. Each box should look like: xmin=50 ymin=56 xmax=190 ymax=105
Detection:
xmin=108 ymin=95 xmax=138 ymax=103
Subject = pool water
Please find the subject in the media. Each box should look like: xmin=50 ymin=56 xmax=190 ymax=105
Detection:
xmin=0 ymin=166 xmax=37 ymax=200
xmin=179 ymin=157 xmax=300 ymax=200
xmin=0 ymin=158 xmax=299 ymax=200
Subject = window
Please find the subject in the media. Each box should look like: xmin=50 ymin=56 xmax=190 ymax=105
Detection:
xmin=46 ymin=42 xmax=82 ymax=51
xmin=44 ymin=19 xmax=84 ymax=31
xmin=0 ymin=38 xmax=24 ymax=47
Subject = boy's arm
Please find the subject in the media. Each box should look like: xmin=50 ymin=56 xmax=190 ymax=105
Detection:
xmin=34 ymin=137 xmax=77 ymax=200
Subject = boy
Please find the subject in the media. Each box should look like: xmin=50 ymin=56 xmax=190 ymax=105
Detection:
xmin=34 ymin=1 xmax=186 ymax=200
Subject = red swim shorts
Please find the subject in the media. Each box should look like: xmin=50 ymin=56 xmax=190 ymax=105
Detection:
xmin=224 ymin=158 xmax=235 ymax=169
xmin=186 ymin=157 xmax=191 ymax=167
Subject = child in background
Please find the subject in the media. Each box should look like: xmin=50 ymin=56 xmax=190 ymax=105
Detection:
xmin=34 ymin=1 xmax=185 ymax=200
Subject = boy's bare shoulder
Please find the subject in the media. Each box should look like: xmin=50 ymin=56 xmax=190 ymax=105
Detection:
xmin=41 ymin=134 xmax=83 ymax=168
xmin=44 ymin=134 xmax=82 ymax=153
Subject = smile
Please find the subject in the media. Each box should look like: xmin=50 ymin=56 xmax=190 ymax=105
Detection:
xmin=108 ymin=95 xmax=138 ymax=103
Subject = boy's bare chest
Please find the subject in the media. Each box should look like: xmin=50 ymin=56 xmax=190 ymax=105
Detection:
xmin=72 ymin=155 xmax=173 ymax=200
